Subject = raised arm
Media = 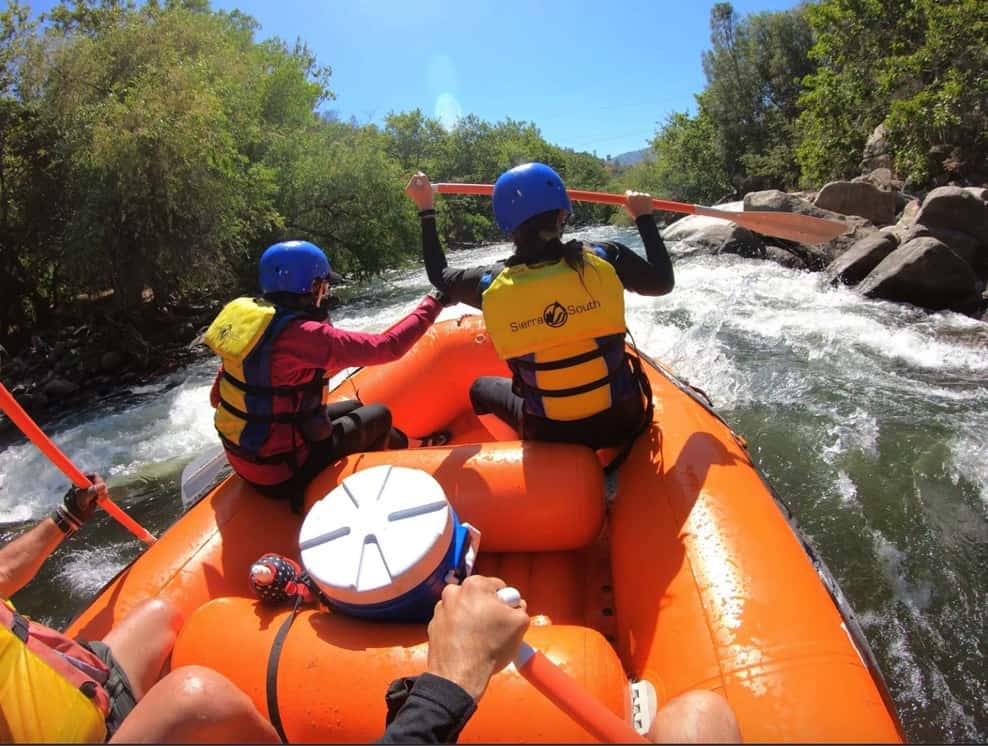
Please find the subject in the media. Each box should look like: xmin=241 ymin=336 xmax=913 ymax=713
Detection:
xmin=405 ymin=172 xmax=500 ymax=310
xmin=294 ymin=294 xmax=445 ymax=370
xmin=601 ymin=191 xmax=674 ymax=297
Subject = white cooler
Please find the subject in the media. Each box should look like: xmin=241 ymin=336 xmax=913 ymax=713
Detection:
xmin=299 ymin=465 xmax=480 ymax=622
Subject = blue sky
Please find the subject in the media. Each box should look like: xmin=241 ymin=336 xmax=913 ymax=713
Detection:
xmin=33 ymin=0 xmax=804 ymax=157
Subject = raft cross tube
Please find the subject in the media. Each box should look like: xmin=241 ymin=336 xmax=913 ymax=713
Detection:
xmin=496 ymin=587 xmax=648 ymax=744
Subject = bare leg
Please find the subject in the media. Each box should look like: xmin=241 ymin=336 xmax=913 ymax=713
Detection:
xmin=649 ymin=690 xmax=742 ymax=743
xmin=100 ymin=598 xmax=184 ymax=700
xmin=109 ymin=665 xmax=279 ymax=744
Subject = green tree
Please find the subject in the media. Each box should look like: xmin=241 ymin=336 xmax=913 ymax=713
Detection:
xmin=701 ymin=2 xmax=814 ymax=190
xmin=32 ymin=0 xmax=331 ymax=307
xmin=797 ymin=0 xmax=986 ymax=185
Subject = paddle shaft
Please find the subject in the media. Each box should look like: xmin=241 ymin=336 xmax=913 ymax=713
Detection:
xmin=435 ymin=181 xmax=694 ymax=214
xmin=0 ymin=383 xmax=156 ymax=545
xmin=497 ymin=588 xmax=648 ymax=743
xmin=432 ymin=182 xmax=847 ymax=244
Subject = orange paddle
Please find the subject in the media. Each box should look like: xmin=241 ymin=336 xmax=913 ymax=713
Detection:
xmin=0 ymin=382 xmax=157 ymax=545
xmin=433 ymin=182 xmax=848 ymax=245
xmin=497 ymin=587 xmax=648 ymax=743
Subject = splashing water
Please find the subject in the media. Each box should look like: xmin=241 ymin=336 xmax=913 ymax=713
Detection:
xmin=1 ymin=226 xmax=985 ymax=741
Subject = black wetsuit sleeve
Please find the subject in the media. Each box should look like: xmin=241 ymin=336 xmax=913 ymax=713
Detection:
xmin=596 ymin=215 xmax=674 ymax=296
xmin=420 ymin=213 xmax=502 ymax=309
xmin=375 ymin=673 xmax=478 ymax=744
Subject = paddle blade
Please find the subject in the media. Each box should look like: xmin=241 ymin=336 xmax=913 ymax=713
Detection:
xmin=180 ymin=444 xmax=230 ymax=509
xmin=693 ymin=205 xmax=848 ymax=244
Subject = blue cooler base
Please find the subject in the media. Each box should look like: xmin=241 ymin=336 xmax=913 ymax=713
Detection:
xmin=327 ymin=514 xmax=473 ymax=623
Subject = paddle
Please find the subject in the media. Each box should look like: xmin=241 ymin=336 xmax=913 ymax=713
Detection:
xmin=0 ymin=382 xmax=157 ymax=545
xmin=433 ymin=183 xmax=848 ymax=245
xmin=180 ymin=443 xmax=230 ymax=508
xmin=497 ymin=587 xmax=648 ymax=743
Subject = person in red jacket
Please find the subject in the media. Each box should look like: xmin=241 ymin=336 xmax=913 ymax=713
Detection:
xmin=1 ymin=477 xmax=279 ymax=743
xmin=205 ymin=240 xmax=449 ymax=511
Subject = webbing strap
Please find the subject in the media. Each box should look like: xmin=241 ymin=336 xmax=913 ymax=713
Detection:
xmin=265 ymin=595 xmax=302 ymax=744
xmin=222 ymin=369 xmax=327 ymax=397
xmin=523 ymin=372 xmax=614 ymax=398
xmin=511 ymin=347 xmax=604 ymax=371
xmin=10 ymin=611 xmax=29 ymax=643
xmin=218 ymin=398 xmax=303 ymax=425
xmin=217 ymin=433 xmax=295 ymax=465
xmin=603 ymin=354 xmax=655 ymax=475
xmin=518 ymin=352 xmax=627 ymax=398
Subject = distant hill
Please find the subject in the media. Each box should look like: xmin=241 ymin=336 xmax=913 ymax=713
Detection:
xmin=610 ymin=148 xmax=652 ymax=168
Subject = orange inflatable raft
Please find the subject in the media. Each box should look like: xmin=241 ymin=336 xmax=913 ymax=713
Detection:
xmin=66 ymin=316 xmax=904 ymax=743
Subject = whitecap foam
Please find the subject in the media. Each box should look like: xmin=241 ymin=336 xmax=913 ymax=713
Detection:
xmin=946 ymin=430 xmax=988 ymax=506
xmin=54 ymin=543 xmax=132 ymax=600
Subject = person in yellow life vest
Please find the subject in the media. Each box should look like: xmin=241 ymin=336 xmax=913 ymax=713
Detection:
xmin=1 ymin=475 xmax=280 ymax=743
xmin=406 ymin=164 xmax=674 ymax=458
xmin=205 ymin=240 xmax=451 ymax=512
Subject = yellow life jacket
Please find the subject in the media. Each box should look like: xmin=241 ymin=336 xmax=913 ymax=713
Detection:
xmin=0 ymin=600 xmax=109 ymax=743
xmin=481 ymin=248 xmax=632 ymax=421
xmin=204 ymin=297 xmax=327 ymax=460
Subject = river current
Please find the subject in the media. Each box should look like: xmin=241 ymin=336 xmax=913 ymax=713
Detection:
xmin=1 ymin=225 xmax=985 ymax=742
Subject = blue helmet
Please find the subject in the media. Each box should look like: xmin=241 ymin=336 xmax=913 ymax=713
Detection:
xmin=492 ymin=162 xmax=572 ymax=234
xmin=259 ymin=240 xmax=331 ymax=295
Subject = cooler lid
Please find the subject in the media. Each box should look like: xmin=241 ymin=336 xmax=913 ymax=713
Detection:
xmin=299 ymin=465 xmax=454 ymax=605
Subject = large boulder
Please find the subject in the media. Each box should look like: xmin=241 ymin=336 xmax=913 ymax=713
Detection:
xmin=744 ymin=190 xmax=839 ymax=219
xmin=857 ymin=237 xmax=979 ymax=311
xmin=853 ymin=167 xmax=897 ymax=191
xmin=663 ymin=214 xmax=765 ymax=257
xmin=860 ymin=123 xmax=893 ymax=172
xmin=743 ymin=189 xmax=874 ymax=259
xmin=827 ymin=233 xmax=899 ymax=286
xmin=902 ymin=224 xmax=981 ymax=269
xmin=814 ymin=181 xmax=897 ymax=226
xmin=100 ymin=350 xmax=126 ymax=372
xmin=42 ymin=377 xmax=81 ymax=399
xmin=915 ymin=186 xmax=988 ymax=246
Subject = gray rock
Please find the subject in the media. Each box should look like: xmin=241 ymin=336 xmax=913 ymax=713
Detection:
xmin=100 ymin=350 xmax=125 ymax=372
xmin=43 ymin=377 xmax=81 ymax=399
xmin=763 ymin=246 xmax=809 ymax=269
xmin=662 ymin=215 xmax=765 ymax=257
xmin=964 ymin=187 xmax=987 ymax=202
xmin=896 ymin=199 xmax=922 ymax=229
xmin=827 ymin=233 xmax=899 ymax=286
xmin=744 ymin=190 xmax=840 ymax=219
xmin=20 ymin=391 xmax=49 ymax=413
xmin=893 ymin=191 xmax=912 ymax=214
xmin=860 ymin=123 xmax=892 ymax=172
xmin=852 ymin=168 xmax=904 ymax=192
xmin=903 ymin=224 xmax=981 ymax=269
xmin=815 ymin=181 xmax=897 ymax=226
xmin=916 ymin=186 xmax=988 ymax=246
xmin=857 ymin=237 xmax=979 ymax=311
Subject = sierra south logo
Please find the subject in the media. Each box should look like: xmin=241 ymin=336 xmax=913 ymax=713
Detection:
xmin=543 ymin=302 xmax=568 ymax=328
xmin=509 ymin=298 xmax=601 ymax=332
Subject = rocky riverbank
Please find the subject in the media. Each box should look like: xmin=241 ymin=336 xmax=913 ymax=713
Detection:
xmin=663 ymin=171 xmax=988 ymax=320
xmin=0 ymin=298 xmax=221 ymax=445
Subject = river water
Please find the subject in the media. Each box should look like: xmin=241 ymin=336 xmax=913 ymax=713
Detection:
xmin=1 ymin=225 xmax=985 ymax=742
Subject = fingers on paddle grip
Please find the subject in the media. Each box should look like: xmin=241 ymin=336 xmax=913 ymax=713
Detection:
xmin=497 ymin=586 xmax=522 ymax=609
